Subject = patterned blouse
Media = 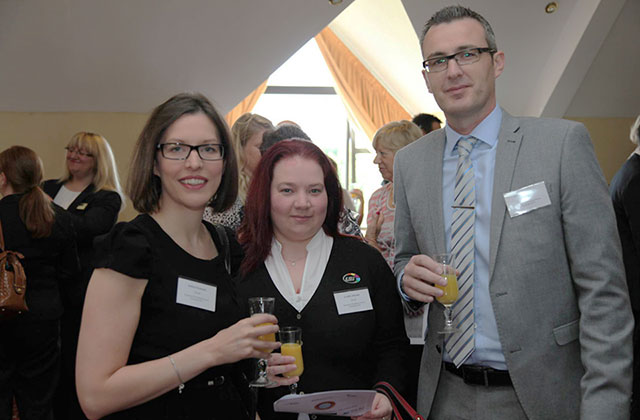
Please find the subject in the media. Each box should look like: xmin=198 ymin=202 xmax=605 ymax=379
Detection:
xmin=202 ymin=197 xmax=244 ymax=232
xmin=367 ymin=182 xmax=395 ymax=268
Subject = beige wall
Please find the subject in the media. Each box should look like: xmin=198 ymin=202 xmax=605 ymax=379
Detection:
xmin=0 ymin=112 xmax=148 ymax=222
xmin=566 ymin=117 xmax=636 ymax=184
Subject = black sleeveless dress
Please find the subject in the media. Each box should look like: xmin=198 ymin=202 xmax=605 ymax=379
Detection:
xmin=93 ymin=214 xmax=251 ymax=420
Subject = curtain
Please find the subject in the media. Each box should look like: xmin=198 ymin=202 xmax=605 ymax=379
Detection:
xmin=224 ymin=79 xmax=268 ymax=127
xmin=315 ymin=27 xmax=411 ymax=139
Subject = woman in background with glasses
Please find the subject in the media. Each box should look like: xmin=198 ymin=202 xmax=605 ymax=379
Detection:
xmin=203 ymin=112 xmax=273 ymax=231
xmin=75 ymin=93 xmax=279 ymax=420
xmin=42 ymin=132 xmax=123 ymax=420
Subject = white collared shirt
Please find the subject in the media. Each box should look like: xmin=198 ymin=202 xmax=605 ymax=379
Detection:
xmin=264 ymin=230 xmax=333 ymax=312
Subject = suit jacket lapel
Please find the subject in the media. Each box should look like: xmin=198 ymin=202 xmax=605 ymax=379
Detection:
xmin=429 ymin=131 xmax=446 ymax=254
xmin=489 ymin=110 xmax=522 ymax=281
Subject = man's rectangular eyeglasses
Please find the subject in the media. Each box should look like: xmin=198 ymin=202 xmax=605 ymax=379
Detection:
xmin=422 ymin=47 xmax=496 ymax=73
xmin=65 ymin=147 xmax=93 ymax=158
xmin=157 ymin=143 xmax=225 ymax=161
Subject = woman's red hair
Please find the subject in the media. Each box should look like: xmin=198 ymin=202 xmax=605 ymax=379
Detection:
xmin=238 ymin=139 xmax=343 ymax=274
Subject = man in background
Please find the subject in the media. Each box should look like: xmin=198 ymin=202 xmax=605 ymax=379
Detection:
xmin=412 ymin=113 xmax=441 ymax=134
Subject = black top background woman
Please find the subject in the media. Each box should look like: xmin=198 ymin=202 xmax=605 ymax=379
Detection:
xmin=42 ymin=131 xmax=123 ymax=420
xmin=0 ymin=146 xmax=80 ymax=420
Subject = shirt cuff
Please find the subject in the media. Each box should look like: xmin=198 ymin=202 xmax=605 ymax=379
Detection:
xmin=397 ymin=269 xmax=425 ymax=312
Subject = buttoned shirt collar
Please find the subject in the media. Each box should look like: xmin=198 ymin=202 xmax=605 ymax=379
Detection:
xmin=444 ymin=106 xmax=502 ymax=156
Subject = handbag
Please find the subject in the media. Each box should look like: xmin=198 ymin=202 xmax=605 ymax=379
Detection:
xmin=374 ymin=381 xmax=424 ymax=420
xmin=0 ymin=219 xmax=28 ymax=319
xmin=213 ymin=224 xmax=231 ymax=274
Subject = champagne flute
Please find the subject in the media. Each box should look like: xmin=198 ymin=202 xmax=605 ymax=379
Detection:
xmin=248 ymin=297 xmax=276 ymax=387
xmin=279 ymin=326 xmax=303 ymax=394
xmin=433 ymin=253 xmax=459 ymax=335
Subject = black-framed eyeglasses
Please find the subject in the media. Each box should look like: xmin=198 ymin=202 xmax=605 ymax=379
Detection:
xmin=156 ymin=142 xmax=225 ymax=161
xmin=422 ymin=47 xmax=496 ymax=73
xmin=65 ymin=147 xmax=93 ymax=157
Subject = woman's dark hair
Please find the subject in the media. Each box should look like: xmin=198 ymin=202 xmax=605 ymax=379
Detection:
xmin=127 ymin=92 xmax=238 ymax=213
xmin=0 ymin=146 xmax=54 ymax=238
xmin=238 ymin=139 xmax=342 ymax=274
xmin=259 ymin=124 xmax=311 ymax=154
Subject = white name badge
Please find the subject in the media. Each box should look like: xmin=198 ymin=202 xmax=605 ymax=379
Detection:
xmin=503 ymin=181 xmax=551 ymax=218
xmin=334 ymin=288 xmax=373 ymax=315
xmin=176 ymin=276 xmax=217 ymax=312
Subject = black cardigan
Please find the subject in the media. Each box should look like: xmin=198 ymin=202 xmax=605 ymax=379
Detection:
xmin=238 ymin=235 xmax=410 ymax=420
xmin=42 ymin=179 xmax=122 ymax=307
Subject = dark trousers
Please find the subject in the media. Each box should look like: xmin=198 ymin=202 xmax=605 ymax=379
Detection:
xmin=406 ymin=345 xmax=423 ymax=408
xmin=0 ymin=319 xmax=60 ymax=420
xmin=631 ymin=313 xmax=640 ymax=418
xmin=53 ymin=308 xmax=87 ymax=420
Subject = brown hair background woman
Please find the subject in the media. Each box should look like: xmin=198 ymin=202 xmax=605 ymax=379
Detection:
xmin=0 ymin=146 xmax=79 ymax=420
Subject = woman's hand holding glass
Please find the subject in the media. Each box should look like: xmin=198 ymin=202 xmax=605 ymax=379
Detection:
xmin=207 ymin=313 xmax=280 ymax=366
xmin=264 ymin=353 xmax=299 ymax=388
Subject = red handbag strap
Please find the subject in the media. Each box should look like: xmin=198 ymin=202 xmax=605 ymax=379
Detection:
xmin=375 ymin=381 xmax=424 ymax=420
xmin=0 ymin=218 xmax=5 ymax=251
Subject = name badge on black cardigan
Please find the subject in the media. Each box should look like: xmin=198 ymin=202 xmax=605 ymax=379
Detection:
xmin=334 ymin=288 xmax=373 ymax=315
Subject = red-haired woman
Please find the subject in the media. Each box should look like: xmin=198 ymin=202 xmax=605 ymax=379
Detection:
xmin=237 ymin=140 xmax=409 ymax=420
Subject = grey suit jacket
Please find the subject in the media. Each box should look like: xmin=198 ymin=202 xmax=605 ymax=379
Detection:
xmin=393 ymin=110 xmax=633 ymax=420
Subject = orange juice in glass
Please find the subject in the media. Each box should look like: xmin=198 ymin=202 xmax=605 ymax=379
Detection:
xmin=279 ymin=326 xmax=303 ymax=393
xmin=281 ymin=342 xmax=304 ymax=377
xmin=433 ymin=253 xmax=459 ymax=335
xmin=435 ymin=273 xmax=459 ymax=305
xmin=256 ymin=323 xmax=276 ymax=353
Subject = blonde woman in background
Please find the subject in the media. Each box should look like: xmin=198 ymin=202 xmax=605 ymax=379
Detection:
xmin=43 ymin=131 xmax=123 ymax=420
xmin=365 ymin=120 xmax=422 ymax=268
xmin=203 ymin=112 xmax=273 ymax=230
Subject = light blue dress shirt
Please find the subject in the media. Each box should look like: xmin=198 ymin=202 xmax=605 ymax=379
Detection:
xmin=441 ymin=105 xmax=506 ymax=369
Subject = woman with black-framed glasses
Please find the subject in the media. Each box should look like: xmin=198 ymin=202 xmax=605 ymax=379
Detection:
xmin=75 ymin=93 xmax=278 ymax=420
xmin=42 ymin=131 xmax=124 ymax=420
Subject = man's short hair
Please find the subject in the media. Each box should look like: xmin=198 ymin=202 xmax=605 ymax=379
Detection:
xmin=412 ymin=113 xmax=442 ymax=134
xmin=420 ymin=5 xmax=497 ymax=52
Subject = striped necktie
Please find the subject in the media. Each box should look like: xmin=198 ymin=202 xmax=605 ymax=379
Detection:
xmin=445 ymin=136 xmax=478 ymax=368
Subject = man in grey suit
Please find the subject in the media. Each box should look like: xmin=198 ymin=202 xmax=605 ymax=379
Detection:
xmin=394 ymin=5 xmax=633 ymax=420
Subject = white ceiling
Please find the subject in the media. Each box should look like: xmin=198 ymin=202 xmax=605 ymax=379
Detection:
xmin=0 ymin=0 xmax=638 ymax=118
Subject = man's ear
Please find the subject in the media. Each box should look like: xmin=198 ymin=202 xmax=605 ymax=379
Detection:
xmin=422 ymin=69 xmax=433 ymax=93
xmin=493 ymin=50 xmax=505 ymax=79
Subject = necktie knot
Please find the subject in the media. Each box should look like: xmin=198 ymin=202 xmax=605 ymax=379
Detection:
xmin=456 ymin=136 xmax=477 ymax=158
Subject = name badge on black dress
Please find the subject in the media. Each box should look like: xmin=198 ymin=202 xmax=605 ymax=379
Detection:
xmin=176 ymin=276 xmax=217 ymax=312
